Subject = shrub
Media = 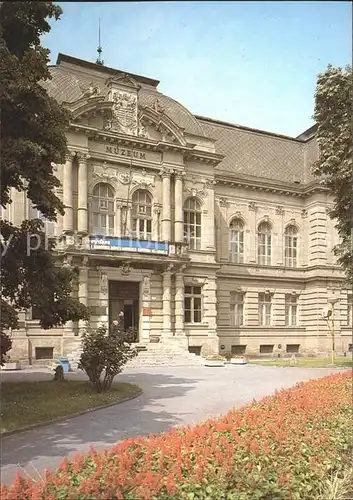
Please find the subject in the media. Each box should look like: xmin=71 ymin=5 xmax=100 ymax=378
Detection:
xmin=78 ymin=323 xmax=137 ymax=393
xmin=1 ymin=371 xmax=352 ymax=499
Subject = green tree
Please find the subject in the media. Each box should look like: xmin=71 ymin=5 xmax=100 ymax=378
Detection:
xmin=79 ymin=325 xmax=138 ymax=392
xmin=0 ymin=2 xmax=88 ymax=364
xmin=312 ymin=65 xmax=353 ymax=285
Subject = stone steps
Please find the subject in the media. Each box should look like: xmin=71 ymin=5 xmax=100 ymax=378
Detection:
xmin=65 ymin=340 xmax=204 ymax=369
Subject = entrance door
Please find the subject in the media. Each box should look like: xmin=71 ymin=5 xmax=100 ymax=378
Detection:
xmin=108 ymin=281 xmax=139 ymax=340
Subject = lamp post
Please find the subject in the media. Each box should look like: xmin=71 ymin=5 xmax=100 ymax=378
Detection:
xmin=327 ymin=297 xmax=339 ymax=365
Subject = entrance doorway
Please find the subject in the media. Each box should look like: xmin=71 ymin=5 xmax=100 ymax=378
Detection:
xmin=108 ymin=281 xmax=139 ymax=340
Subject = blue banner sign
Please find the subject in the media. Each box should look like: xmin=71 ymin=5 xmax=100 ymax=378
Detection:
xmin=89 ymin=237 xmax=169 ymax=255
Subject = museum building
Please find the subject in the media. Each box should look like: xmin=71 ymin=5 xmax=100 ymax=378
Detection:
xmin=4 ymin=53 xmax=352 ymax=363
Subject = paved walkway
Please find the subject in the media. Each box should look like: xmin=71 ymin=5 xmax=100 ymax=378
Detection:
xmin=0 ymin=364 xmax=346 ymax=485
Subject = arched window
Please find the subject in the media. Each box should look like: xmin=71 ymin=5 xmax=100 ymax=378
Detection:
xmin=132 ymin=190 xmax=152 ymax=240
xmin=183 ymin=197 xmax=201 ymax=250
xmin=91 ymin=183 xmax=115 ymax=236
xmin=284 ymin=225 xmax=298 ymax=267
xmin=229 ymin=219 xmax=244 ymax=263
xmin=258 ymin=221 xmax=272 ymax=265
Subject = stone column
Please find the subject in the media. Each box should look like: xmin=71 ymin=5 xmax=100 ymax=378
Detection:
xmin=78 ymin=257 xmax=89 ymax=334
xmin=175 ymin=268 xmax=185 ymax=335
xmin=162 ymin=265 xmax=172 ymax=336
xmin=77 ymin=154 xmax=89 ymax=234
xmin=63 ymin=153 xmax=74 ymax=233
xmin=174 ymin=172 xmax=184 ymax=243
xmin=161 ymin=169 xmax=171 ymax=242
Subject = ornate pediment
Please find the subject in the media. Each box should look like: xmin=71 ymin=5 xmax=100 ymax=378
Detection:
xmin=105 ymin=74 xmax=140 ymax=91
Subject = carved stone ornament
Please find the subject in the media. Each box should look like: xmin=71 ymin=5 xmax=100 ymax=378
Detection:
xmin=301 ymin=209 xmax=308 ymax=218
xmin=276 ymin=205 xmax=284 ymax=216
xmin=137 ymin=119 xmax=147 ymax=138
xmin=149 ymin=99 xmax=165 ymax=113
xmin=248 ymin=202 xmax=257 ymax=211
xmin=81 ymin=81 xmax=101 ymax=99
xmin=142 ymin=276 xmax=151 ymax=300
xmin=93 ymin=165 xmax=117 ymax=181
xmin=219 ymin=197 xmax=229 ymax=208
xmin=118 ymin=171 xmax=132 ymax=185
xmin=131 ymin=169 xmax=155 ymax=189
xmin=184 ymin=181 xmax=207 ymax=198
xmin=100 ymin=273 xmax=108 ymax=295
xmin=120 ymin=262 xmax=132 ymax=276
xmin=105 ymin=90 xmax=138 ymax=136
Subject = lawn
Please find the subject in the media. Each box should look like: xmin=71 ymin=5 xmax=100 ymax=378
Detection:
xmin=1 ymin=380 xmax=142 ymax=434
xmin=249 ymin=356 xmax=353 ymax=368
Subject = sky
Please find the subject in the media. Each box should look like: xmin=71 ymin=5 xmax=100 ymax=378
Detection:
xmin=43 ymin=1 xmax=352 ymax=137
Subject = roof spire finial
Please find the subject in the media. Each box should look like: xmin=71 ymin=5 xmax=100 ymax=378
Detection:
xmin=96 ymin=18 xmax=104 ymax=65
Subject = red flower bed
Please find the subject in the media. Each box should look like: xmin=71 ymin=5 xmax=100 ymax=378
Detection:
xmin=2 ymin=371 xmax=352 ymax=500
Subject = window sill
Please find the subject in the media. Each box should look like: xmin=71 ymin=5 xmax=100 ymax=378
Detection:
xmin=184 ymin=323 xmax=209 ymax=328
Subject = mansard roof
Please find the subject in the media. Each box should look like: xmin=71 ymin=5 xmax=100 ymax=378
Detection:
xmin=43 ymin=53 xmax=318 ymax=185
xmin=42 ymin=54 xmax=206 ymax=138
xmin=197 ymin=116 xmax=317 ymax=184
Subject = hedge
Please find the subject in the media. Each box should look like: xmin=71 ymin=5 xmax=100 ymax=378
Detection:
xmin=2 ymin=371 xmax=352 ymax=500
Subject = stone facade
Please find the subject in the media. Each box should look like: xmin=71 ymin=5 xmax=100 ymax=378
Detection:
xmin=3 ymin=53 xmax=352 ymax=363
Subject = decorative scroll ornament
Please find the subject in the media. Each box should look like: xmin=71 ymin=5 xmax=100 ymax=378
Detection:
xmin=117 ymin=168 xmax=155 ymax=188
xmin=93 ymin=165 xmax=117 ymax=181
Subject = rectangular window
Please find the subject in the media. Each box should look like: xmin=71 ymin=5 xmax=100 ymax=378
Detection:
xmin=184 ymin=286 xmax=202 ymax=323
xmin=31 ymin=306 xmax=41 ymax=321
xmin=285 ymin=294 xmax=298 ymax=326
xmin=230 ymin=292 xmax=244 ymax=326
xmin=347 ymin=295 xmax=353 ymax=326
xmin=258 ymin=293 xmax=272 ymax=326
xmin=286 ymin=344 xmax=300 ymax=354
xmin=260 ymin=344 xmax=274 ymax=354
xmin=35 ymin=347 xmax=54 ymax=360
xmin=231 ymin=345 xmax=247 ymax=355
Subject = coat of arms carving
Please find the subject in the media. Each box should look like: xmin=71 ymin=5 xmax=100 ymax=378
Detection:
xmin=104 ymin=91 xmax=138 ymax=136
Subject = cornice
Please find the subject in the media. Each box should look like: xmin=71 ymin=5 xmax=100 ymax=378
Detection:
xmin=215 ymin=173 xmax=328 ymax=198
xmin=69 ymin=122 xmax=224 ymax=163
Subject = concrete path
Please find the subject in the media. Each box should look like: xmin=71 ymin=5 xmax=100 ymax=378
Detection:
xmin=0 ymin=364 xmax=346 ymax=485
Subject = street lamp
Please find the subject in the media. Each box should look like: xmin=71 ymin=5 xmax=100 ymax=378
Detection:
xmin=326 ymin=297 xmax=340 ymax=365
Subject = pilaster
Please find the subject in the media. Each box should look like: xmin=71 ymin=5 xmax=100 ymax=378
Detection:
xmin=203 ymin=276 xmax=218 ymax=337
xmin=175 ymin=266 xmax=186 ymax=335
xmin=248 ymin=202 xmax=257 ymax=263
xmin=162 ymin=265 xmax=172 ymax=336
xmin=273 ymin=291 xmax=285 ymax=327
xmin=141 ymin=275 xmax=152 ymax=343
xmin=63 ymin=153 xmax=74 ymax=233
xmin=77 ymin=153 xmax=89 ymax=234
